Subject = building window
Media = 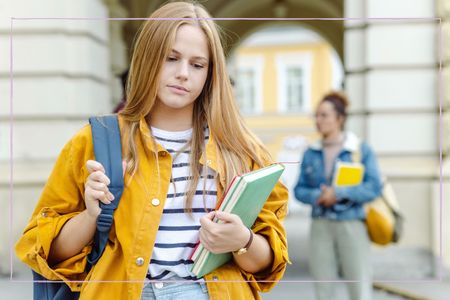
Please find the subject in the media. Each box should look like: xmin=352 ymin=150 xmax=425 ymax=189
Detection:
xmin=236 ymin=68 xmax=256 ymax=113
xmin=286 ymin=67 xmax=304 ymax=111
xmin=230 ymin=55 xmax=263 ymax=115
xmin=276 ymin=52 xmax=312 ymax=113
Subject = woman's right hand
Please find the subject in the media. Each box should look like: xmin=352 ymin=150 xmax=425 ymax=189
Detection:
xmin=84 ymin=160 xmax=115 ymax=219
xmin=317 ymin=184 xmax=337 ymax=208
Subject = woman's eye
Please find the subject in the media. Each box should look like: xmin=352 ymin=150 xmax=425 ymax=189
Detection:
xmin=167 ymin=57 xmax=177 ymax=61
xmin=193 ymin=64 xmax=204 ymax=69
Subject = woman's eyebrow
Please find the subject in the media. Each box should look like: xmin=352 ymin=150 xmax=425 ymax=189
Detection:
xmin=171 ymin=48 xmax=208 ymax=62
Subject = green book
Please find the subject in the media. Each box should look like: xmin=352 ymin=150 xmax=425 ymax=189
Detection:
xmin=189 ymin=163 xmax=285 ymax=277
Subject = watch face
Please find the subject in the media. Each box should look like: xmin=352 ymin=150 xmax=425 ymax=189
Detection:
xmin=237 ymin=248 xmax=247 ymax=255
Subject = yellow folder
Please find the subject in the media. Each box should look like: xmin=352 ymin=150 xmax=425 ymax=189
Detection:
xmin=333 ymin=161 xmax=365 ymax=187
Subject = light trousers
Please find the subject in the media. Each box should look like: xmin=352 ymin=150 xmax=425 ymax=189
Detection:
xmin=309 ymin=219 xmax=372 ymax=300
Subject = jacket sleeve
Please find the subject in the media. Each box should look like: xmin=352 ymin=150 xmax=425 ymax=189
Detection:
xmin=240 ymin=174 xmax=290 ymax=292
xmin=294 ymin=150 xmax=321 ymax=205
xmin=334 ymin=143 xmax=382 ymax=204
xmin=15 ymin=126 xmax=94 ymax=290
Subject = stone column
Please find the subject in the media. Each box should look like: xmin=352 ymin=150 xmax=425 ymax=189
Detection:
xmin=345 ymin=0 xmax=440 ymax=275
xmin=437 ymin=0 xmax=450 ymax=269
xmin=0 ymin=0 xmax=111 ymax=275
xmin=103 ymin=0 xmax=128 ymax=108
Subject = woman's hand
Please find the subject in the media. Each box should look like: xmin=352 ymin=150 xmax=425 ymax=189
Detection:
xmin=48 ymin=160 xmax=126 ymax=265
xmin=199 ymin=211 xmax=251 ymax=254
xmin=317 ymin=184 xmax=337 ymax=207
xmin=84 ymin=160 xmax=115 ymax=219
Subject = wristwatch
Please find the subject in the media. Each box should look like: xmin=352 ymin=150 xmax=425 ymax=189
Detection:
xmin=233 ymin=227 xmax=254 ymax=255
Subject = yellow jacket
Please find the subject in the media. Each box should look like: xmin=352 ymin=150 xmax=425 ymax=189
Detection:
xmin=15 ymin=116 xmax=289 ymax=300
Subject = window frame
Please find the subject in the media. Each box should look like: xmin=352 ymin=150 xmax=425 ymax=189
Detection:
xmin=234 ymin=55 xmax=264 ymax=115
xmin=276 ymin=52 xmax=312 ymax=113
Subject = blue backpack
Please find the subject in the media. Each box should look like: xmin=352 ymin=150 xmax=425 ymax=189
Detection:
xmin=32 ymin=115 xmax=124 ymax=299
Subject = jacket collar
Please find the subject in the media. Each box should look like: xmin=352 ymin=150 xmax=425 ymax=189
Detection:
xmin=310 ymin=131 xmax=360 ymax=152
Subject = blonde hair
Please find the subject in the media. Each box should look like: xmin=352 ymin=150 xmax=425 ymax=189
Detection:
xmin=119 ymin=1 xmax=272 ymax=210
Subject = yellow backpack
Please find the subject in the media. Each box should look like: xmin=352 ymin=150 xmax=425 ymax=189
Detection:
xmin=352 ymin=149 xmax=404 ymax=245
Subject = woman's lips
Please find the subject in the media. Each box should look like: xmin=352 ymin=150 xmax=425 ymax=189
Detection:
xmin=168 ymin=85 xmax=189 ymax=95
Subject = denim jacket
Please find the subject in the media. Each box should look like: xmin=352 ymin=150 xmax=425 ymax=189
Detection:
xmin=294 ymin=132 xmax=382 ymax=220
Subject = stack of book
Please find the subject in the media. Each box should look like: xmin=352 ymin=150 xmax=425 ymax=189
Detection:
xmin=190 ymin=163 xmax=285 ymax=277
xmin=333 ymin=161 xmax=364 ymax=187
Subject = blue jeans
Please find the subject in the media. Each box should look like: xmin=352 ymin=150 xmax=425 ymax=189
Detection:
xmin=140 ymin=277 xmax=209 ymax=300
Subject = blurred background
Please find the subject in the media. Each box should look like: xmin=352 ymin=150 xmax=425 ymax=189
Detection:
xmin=1 ymin=0 xmax=449 ymax=299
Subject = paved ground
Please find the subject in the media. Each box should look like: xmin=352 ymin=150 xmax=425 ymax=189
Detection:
xmin=262 ymin=211 xmax=450 ymax=300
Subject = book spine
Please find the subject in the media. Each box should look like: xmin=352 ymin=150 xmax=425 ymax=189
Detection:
xmin=214 ymin=176 xmax=238 ymax=210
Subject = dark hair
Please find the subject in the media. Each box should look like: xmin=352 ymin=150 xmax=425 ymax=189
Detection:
xmin=321 ymin=91 xmax=349 ymax=117
xmin=120 ymin=69 xmax=129 ymax=91
xmin=319 ymin=91 xmax=349 ymax=129
xmin=229 ymin=76 xmax=235 ymax=87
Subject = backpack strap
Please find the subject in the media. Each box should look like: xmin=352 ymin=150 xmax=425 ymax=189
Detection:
xmin=87 ymin=115 xmax=124 ymax=266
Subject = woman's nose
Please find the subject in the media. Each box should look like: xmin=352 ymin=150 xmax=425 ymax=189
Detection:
xmin=175 ymin=60 xmax=189 ymax=80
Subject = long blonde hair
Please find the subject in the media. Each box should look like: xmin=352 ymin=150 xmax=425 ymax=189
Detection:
xmin=119 ymin=1 xmax=272 ymax=209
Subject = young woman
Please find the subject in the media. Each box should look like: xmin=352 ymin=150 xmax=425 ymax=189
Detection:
xmin=15 ymin=2 xmax=289 ymax=300
xmin=294 ymin=91 xmax=382 ymax=300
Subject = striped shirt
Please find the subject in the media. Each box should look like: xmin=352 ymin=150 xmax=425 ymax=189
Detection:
xmin=147 ymin=126 xmax=217 ymax=281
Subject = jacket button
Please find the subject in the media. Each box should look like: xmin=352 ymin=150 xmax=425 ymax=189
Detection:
xmin=212 ymin=276 xmax=219 ymax=281
xmin=41 ymin=212 xmax=47 ymax=217
xmin=154 ymin=282 xmax=164 ymax=289
xmin=135 ymin=257 xmax=145 ymax=266
xmin=151 ymin=198 xmax=160 ymax=206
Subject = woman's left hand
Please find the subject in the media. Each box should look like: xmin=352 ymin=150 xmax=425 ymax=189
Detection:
xmin=199 ymin=211 xmax=250 ymax=254
xmin=317 ymin=185 xmax=337 ymax=207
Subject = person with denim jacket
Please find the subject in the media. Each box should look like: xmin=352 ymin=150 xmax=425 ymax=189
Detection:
xmin=294 ymin=91 xmax=382 ymax=300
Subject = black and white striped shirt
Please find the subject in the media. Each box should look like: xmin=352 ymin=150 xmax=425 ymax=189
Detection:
xmin=147 ymin=126 xmax=216 ymax=281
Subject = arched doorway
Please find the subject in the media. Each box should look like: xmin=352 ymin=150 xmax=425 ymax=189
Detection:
xmin=120 ymin=0 xmax=344 ymax=61
xmin=226 ymin=24 xmax=345 ymax=285
xmin=116 ymin=0 xmax=346 ymax=281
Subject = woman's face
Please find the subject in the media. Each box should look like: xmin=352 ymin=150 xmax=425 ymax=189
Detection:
xmin=156 ymin=24 xmax=210 ymax=112
xmin=315 ymin=101 xmax=343 ymax=137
